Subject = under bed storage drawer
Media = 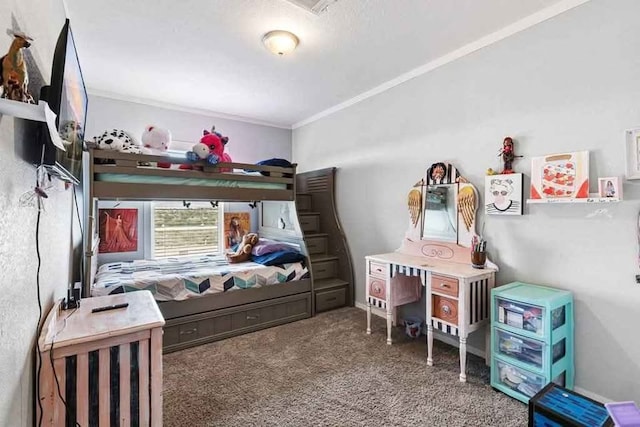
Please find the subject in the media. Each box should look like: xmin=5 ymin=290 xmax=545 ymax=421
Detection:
xmin=163 ymin=293 xmax=312 ymax=352
xmin=316 ymin=287 xmax=346 ymax=312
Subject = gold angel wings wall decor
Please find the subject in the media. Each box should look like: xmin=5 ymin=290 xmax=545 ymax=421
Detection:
xmin=457 ymin=186 xmax=476 ymax=231
xmin=407 ymin=188 xmax=422 ymax=227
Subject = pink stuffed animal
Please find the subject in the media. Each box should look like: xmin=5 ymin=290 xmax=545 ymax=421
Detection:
xmin=180 ymin=126 xmax=232 ymax=171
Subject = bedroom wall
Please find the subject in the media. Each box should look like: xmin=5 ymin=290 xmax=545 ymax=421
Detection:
xmin=293 ymin=0 xmax=640 ymax=402
xmin=0 ymin=1 xmax=72 ymax=426
xmin=85 ymin=95 xmax=292 ymax=163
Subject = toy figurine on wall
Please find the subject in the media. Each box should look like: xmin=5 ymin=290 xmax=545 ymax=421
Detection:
xmin=0 ymin=30 xmax=35 ymax=103
xmin=498 ymin=137 xmax=523 ymax=174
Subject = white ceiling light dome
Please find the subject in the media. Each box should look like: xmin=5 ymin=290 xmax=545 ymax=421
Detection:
xmin=262 ymin=30 xmax=299 ymax=56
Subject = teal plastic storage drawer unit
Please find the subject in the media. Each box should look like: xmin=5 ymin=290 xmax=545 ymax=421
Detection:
xmin=491 ymin=282 xmax=574 ymax=404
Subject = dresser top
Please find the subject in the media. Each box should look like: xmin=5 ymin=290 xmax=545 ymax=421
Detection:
xmin=366 ymin=251 xmax=496 ymax=279
xmin=39 ymin=290 xmax=165 ymax=351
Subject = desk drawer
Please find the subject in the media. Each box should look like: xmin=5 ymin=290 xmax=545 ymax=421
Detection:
xmin=431 ymin=274 xmax=459 ymax=297
xmin=367 ymin=276 xmax=386 ymax=300
xmin=432 ymin=295 xmax=458 ymax=325
xmin=368 ymin=261 xmax=388 ymax=277
xmin=316 ymin=288 xmax=346 ymax=312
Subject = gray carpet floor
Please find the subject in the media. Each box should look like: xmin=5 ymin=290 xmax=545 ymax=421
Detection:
xmin=163 ymin=307 xmax=528 ymax=426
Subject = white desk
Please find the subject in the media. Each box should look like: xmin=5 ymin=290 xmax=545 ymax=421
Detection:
xmin=365 ymin=251 xmax=496 ymax=382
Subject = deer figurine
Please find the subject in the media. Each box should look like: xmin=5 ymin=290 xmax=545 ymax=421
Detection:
xmin=0 ymin=30 xmax=35 ymax=103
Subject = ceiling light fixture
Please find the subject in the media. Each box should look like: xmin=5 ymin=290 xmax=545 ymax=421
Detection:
xmin=262 ymin=30 xmax=299 ymax=56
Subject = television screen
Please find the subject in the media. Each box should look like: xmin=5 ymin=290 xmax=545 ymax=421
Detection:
xmin=42 ymin=19 xmax=87 ymax=185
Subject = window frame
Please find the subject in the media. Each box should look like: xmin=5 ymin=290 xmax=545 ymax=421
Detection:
xmin=150 ymin=200 xmax=223 ymax=259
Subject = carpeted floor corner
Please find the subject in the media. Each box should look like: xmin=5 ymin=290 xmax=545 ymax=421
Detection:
xmin=163 ymin=307 xmax=527 ymax=426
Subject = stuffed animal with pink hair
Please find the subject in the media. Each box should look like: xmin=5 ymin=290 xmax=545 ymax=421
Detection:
xmin=180 ymin=126 xmax=232 ymax=171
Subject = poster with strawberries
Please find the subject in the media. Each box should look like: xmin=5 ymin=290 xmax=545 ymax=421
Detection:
xmin=530 ymin=151 xmax=589 ymax=199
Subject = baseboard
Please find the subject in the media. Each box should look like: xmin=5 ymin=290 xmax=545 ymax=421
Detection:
xmin=354 ymin=301 xmax=485 ymax=359
xmin=354 ymin=302 xmax=612 ymax=402
xmin=573 ymin=387 xmax=612 ymax=404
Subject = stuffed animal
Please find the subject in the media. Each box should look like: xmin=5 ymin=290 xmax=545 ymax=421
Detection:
xmin=93 ymin=129 xmax=141 ymax=154
xmin=141 ymin=125 xmax=172 ymax=168
xmin=226 ymin=233 xmax=259 ymax=263
xmin=0 ymin=30 xmax=35 ymax=103
xmin=180 ymin=126 xmax=232 ymax=171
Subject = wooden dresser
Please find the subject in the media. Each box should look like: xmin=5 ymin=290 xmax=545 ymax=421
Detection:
xmin=38 ymin=291 xmax=165 ymax=426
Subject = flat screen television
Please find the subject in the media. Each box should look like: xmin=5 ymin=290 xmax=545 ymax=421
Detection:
xmin=39 ymin=19 xmax=88 ymax=185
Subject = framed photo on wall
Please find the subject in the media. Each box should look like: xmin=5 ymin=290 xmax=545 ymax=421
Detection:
xmin=485 ymin=173 xmax=524 ymax=215
xmin=598 ymin=177 xmax=622 ymax=199
xmin=625 ymin=128 xmax=640 ymax=180
xmin=97 ymin=201 xmax=147 ymax=263
xmin=99 ymin=207 xmax=139 ymax=254
xmin=223 ymin=212 xmax=251 ymax=249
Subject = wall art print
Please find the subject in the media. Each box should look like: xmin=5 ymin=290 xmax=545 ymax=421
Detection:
xmin=485 ymin=173 xmax=524 ymax=215
xmin=98 ymin=208 xmax=139 ymax=253
xmin=224 ymin=212 xmax=251 ymax=249
xmin=530 ymin=151 xmax=589 ymax=199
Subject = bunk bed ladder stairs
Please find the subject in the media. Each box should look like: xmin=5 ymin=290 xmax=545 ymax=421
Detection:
xmin=296 ymin=168 xmax=354 ymax=314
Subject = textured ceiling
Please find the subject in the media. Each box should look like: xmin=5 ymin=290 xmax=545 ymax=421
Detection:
xmin=66 ymin=0 xmax=568 ymax=127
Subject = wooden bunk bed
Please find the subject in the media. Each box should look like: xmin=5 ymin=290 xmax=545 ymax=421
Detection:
xmin=84 ymin=149 xmax=313 ymax=353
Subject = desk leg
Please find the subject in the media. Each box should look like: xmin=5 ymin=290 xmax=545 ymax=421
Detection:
xmin=386 ymin=306 xmax=393 ymax=345
xmin=427 ymin=323 xmax=433 ymax=366
xmin=366 ymin=301 xmax=372 ymax=334
xmin=459 ymin=336 xmax=467 ymax=383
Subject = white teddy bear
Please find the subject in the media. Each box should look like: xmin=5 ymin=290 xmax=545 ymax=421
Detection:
xmin=141 ymin=125 xmax=172 ymax=168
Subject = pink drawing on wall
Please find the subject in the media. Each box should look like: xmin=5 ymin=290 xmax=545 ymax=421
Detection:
xmin=530 ymin=151 xmax=589 ymax=199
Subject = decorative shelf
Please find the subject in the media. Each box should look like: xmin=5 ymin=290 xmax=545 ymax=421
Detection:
xmin=527 ymin=194 xmax=621 ymax=204
xmin=0 ymin=98 xmax=46 ymax=122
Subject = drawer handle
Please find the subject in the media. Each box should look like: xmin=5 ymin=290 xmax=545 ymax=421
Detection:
xmin=440 ymin=283 xmax=450 ymax=289
xmin=317 ymin=269 xmax=326 ymax=273
xmin=246 ymin=315 xmax=260 ymax=320
xmin=180 ymin=328 xmax=197 ymax=335
xmin=326 ymin=297 xmax=337 ymax=302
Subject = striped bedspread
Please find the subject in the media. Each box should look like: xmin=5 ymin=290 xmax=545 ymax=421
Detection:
xmin=92 ymin=254 xmax=309 ymax=301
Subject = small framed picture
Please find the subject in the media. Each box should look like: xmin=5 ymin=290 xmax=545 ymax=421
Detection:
xmin=485 ymin=173 xmax=524 ymax=215
xmin=598 ymin=177 xmax=622 ymax=199
xmin=625 ymin=128 xmax=640 ymax=180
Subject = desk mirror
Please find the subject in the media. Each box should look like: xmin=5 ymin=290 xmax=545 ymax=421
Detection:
xmin=423 ymin=184 xmax=458 ymax=242
xmin=419 ymin=162 xmax=477 ymax=246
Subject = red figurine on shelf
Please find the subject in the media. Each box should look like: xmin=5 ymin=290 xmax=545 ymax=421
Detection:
xmin=498 ymin=137 xmax=522 ymax=174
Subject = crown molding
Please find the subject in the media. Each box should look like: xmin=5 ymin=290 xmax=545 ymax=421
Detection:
xmin=292 ymin=0 xmax=591 ymax=129
xmin=86 ymin=89 xmax=292 ymax=130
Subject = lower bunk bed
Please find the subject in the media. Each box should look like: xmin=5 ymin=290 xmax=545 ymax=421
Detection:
xmin=92 ymin=254 xmax=312 ymax=353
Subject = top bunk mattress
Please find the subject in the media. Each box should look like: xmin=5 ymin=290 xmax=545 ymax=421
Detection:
xmin=95 ymin=172 xmax=287 ymax=190
xmin=92 ymin=254 xmax=309 ymax=302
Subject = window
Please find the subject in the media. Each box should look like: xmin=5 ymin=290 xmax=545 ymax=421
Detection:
xmin=152 ymin=201 xmax=220 ymax=258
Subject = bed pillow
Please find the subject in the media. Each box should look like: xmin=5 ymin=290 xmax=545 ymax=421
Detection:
xmin=252 ymin=238 xmax=298 ymax=256
xmin=251 ymin=249 xmax=305 ymax=266
xmin=245 ymin=158 xmax=293 ymax=176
